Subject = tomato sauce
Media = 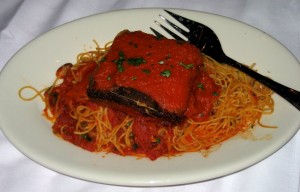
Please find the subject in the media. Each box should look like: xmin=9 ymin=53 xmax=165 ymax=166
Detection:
xmin=47 ymin=61 xmax=98 ymax=152
xmin=185 ymin=68 xmax=220 ymax=122
xmin=45 ymin=31 xmax=220 ymax=160
xmin=92 ymin=31 xmax=202 ymax=114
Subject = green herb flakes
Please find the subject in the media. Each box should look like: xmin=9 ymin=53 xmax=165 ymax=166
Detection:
xmin=142 ymin=69 xmax=151 ymax=74
xmin=81 ymin=133 xmax=92 ymax=142
xmin=127 ymin=57 xmax=146 ymax=66
xmin=158 ymin=60 xmax=164 ymax=65
xmin=179 ymin=62 xmax=194 ymax=69
xmin=114 ymin=51 xmax=125 ymax=72
xmin=197 ymin=83 xmax=204 ymax=90
xmin=160 ymin=69 xmax=171 ymax=77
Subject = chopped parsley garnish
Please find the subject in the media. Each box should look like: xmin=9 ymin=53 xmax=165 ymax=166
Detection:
xmin=155 ymin=137 xmax=161 ymax=144
xmin=126 ymin=121 xmax=133 ymax=127
xmin=107 ymin=75 xmax=111 ymax=81
xmin=212 ymin=92 xmax=219 ymax=96
xmin=197 ymin=83 xmax=204 ymax=90
xmin=116 ymin=62 xmax=124 ymax=72
xmin=158 ymin=60 xmax=165 ymax=65
xmin=151 ymin=136 xmax=161 ymax=144
xmin=160 ymin=69 xmax=171 ymax=77
xmin=114 ymin=51 xmax=146 ymax=72
xmin=142 ymin=69 xmax=151 ymax=74
xmin=114 ymin=51 xmax=125 ymax=72
xmin=179 ymin=62 xmax=194 ymax=69
xmin=81 ymin=133 xmax=92 ymax=142
xmin=127 ymin=57 xmax=146 ymax=66
xmin=119 ymin=51 xmax=125 ymax=60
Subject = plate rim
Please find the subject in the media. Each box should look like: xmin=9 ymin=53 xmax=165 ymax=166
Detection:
xmin=0 ymin=8 xmax=300 ymax=186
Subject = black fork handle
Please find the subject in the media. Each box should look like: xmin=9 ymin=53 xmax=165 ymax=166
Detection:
xmin=223 ymin=55 xmax=300 ymax=110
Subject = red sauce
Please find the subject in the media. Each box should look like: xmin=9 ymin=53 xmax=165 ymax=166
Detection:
xmin=45 ymin=31 xmax=220 ymax=160
xmin=185 ymin=67 xmax=220 ymax=121
xmin=93 ymin=31 xmax=202 ymax=114
xmin=48 ymin=61 xmax=98 ymax=152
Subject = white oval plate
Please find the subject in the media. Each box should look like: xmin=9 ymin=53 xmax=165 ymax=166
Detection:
xmin=0 ymin=8 xmax=300 ymax=186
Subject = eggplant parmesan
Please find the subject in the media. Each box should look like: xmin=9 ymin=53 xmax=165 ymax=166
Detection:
xmin=87 ymin=30 xmax=202 ymax=124
xmin=19 ymin=30 xmax=274 ymax=160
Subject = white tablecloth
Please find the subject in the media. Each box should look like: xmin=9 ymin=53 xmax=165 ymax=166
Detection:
xmin=1 ymin=0 xmax=300 ymax=191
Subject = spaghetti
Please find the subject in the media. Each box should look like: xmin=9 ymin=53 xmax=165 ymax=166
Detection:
xmin=19 ymin=34 xmax=275 ymax=160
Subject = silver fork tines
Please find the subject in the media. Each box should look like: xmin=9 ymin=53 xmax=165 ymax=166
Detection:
xmin=152 ymin=11 xmax=207 ymax=50
xmin=158 ymin=15 xmax=189 ymax=38
xmin=152 ymin=19 xmax=185 ymax=41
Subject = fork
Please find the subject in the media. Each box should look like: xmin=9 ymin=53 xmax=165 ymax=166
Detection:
xmin=150 ymin=10 xmax=300 ymax=111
